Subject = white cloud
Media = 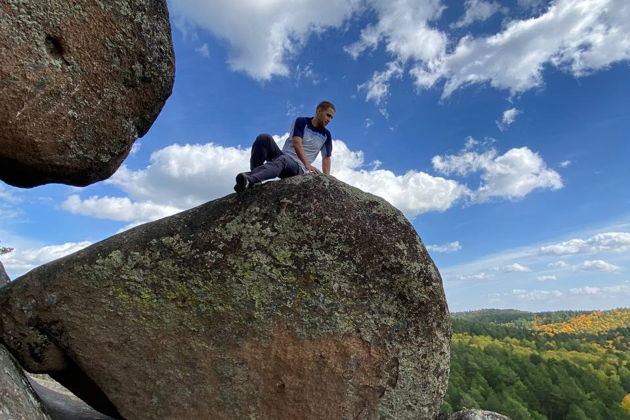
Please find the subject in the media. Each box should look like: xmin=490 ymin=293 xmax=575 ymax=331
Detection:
xmin=540 ymin=238 xmax=587 ymax=255
xmin=364 ymin=118 xmax=374 ymax=128
xmin=173 ymin=0 xmax=630 ymax=105
xmin=1 ymin=241 xmax=92 ymax=276
xmin=512 ymin=288 xmax=563 ymax=301
xmin=410 ymin=0 xmax=630 ymax=98
xmin=62 ymin=136 xmax=470 ymax=225
xmin=570 ymin=285 xmax=630 ymax=295
xmin=452 ymin=0 xmax=505 ymax=29
xmin=108 ymin=142 xmax=253 ymax=208
xmin=62 ymin=195 xmax=181 ymax=224
xmin=548 ymin=260 xmax=569 ymax=268
xmin=0 ymin=185 xmax=18 ymax=202
xmin=559 ymin=160 xmax=572 ymax=168
xmin=540 ymin=232 xmax=630 ymax=255
xmin=171 ymin=0 xmax=359 ymax=80
xmin=358 ymin=61 xmax=403 ymax=107
xmin=195 ymin=43 xmax=210 ymax=58
xmin=496 ymin=107 xmax=522 ymax=131
xmin=427 ymin=241 xmax=462 ymax=253
xmin=330 ymin=141 xmax=469 ymax=217
xmin=457 ymin=272 xmax=495 ymax=280
xmin=579 ymin=259 xmax=622 ymax=273
xmin=345 ymin=1 xmax=447 ymax=63
xmin=536 ymin=275 xmax=557 ymax=281
xmin=518 ymin=0 xmax=546 ymax=9
xmin=432 ymin=144 xmax=563 ymax=202
xmin=501 ymin=263 xmax=531 ymax=272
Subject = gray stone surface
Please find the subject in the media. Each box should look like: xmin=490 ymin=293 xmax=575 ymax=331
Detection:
xmin=0 ymin=175 xmax=451 ymax=419
xmin=0 ymin=344 xmax=51 ymax=420
xmin=0 ymin=0 xmax=174 ymax=187
xmin=0 ymin=261 xmax=9 ymax=286
xmin=440 ymin=409 xmax=512 ymax=420
xmin=28 ymin=374 xmax=114 ymax=420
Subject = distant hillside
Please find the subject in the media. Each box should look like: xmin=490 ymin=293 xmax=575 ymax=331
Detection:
xmin=444 ymin=308 xmax=630 ymax=419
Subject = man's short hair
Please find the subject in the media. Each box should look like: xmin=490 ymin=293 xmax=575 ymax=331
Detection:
xmin=316 ymin=101 xmax=336 ymax=111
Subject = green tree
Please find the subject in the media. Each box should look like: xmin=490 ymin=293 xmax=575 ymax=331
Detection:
xmin=565 ymin=403 xmax=590 ymax=420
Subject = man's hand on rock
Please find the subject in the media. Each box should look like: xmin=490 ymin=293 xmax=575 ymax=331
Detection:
xmin=306 ymin=164 xmax=321 ymax=174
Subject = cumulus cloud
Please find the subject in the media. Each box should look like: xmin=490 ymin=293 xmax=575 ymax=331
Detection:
xmin=432 ymin=143 xmax=562 ymax=202
xmin=171 ymin=0 xmax=358 ymax=80
xmin=457 ymin=272 xmax=494 ymax=280
xmin=345 ymin=1 xmax=447 ymax=62
xmin=1 ymin=241 xmax=92 ymax=276
xmin=570 ymin=285 xmax=630 ymax=295
xmin=539 ymin=232 xmax=630 ymax=255
xmin=62 ymin=137 xmax=471 ymax=226
xmin=62 ymin=195 xmax=181 ymax=224
xmin=358 ymin=61 xmax=403 ymax=107
xmin=501 ymin=263 xmax=531 ymax=272
xmin=559 ymin=160 xmax=572 ymax=168
xmin=173 ymin=0 xmax=630 ymax=103
xmin=416 ymin=0 xmax=630 ymax=98
xmin=579 ymin=259 xmax=622 ymax=273
xmin=548 ymin=260 xmax=569 ymax=268
xmin=330 ymin=141 xmax=469 ymax=217
xmin=108 ymin=142 xmax=253 ymax=208
xmin=427 ymin=241 xmax=462 ymax=253
xmin=452 ymin=0 xmax=505 ymax=28
xmin=496 ymin=108 xmax=522 ymax=131
xmin=512 ymin=288 xmax=563 ymax=301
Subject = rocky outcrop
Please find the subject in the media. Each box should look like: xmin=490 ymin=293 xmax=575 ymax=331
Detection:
xmin=0 ymin=344 xmax=51 ymax=420
xmin=439 ymin=409 xmax=511 ymax=420
xmin=0 ymin=1 xmax=174 ymax=188
xmin=0 ymin=175 xmax=451 ymax=419
xmin=0 ymin=261 xmax=9 ymax=286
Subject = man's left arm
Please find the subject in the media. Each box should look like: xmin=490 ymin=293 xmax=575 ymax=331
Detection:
xmin=322 ymin=156 xmax=331 ymax=174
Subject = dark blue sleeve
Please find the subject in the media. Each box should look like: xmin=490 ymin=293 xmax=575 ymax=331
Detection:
xmin=322 ymin=132 xmax=333 ymax=157
xmin=291 ymin=118 xmax=307 ymax=138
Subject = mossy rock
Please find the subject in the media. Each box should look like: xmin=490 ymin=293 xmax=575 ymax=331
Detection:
xmin=0 ymin=175 xmax=451 ymax=419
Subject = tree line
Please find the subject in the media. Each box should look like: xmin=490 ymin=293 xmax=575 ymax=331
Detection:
xmin=442 ymin=309 xmax=630 ymax=419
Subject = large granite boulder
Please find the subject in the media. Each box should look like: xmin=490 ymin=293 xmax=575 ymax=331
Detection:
xmin=1 ymin=344 xmax=51 ymax=420
xmin=0 ymin=175 xmax=451 ymax=419
xmin=0 ymin=261 xmax=9 ymax=286
xmin=0 ymin=1 xmax=174 ymax=188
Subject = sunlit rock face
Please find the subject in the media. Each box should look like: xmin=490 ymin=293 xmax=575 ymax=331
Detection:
xmin=0 ymin=0 xmax=174 ymax=188
xmin=0 ymin=262 xmax=9 ymax=286
xmin=0 ymin=344 xmax=51 ymax=420
xmin=0 ymin=175 xmax=451 ymax=419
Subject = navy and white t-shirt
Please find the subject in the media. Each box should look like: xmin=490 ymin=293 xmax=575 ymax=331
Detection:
xmin=282 ymin=117 xmax=332 ymax=173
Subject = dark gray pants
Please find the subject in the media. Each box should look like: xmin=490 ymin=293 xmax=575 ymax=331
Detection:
xmin=248 ymin=134 xmax=302 ymax=183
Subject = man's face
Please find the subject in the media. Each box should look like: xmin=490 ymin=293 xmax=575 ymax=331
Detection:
xmin=315 ymin=106 xmax=335 ymax=127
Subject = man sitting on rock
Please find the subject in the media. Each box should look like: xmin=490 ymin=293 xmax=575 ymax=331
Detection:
xmin=234 ymin=101 xmax=335 ymax=192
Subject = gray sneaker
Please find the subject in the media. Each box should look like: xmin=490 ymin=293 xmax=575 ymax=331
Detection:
xmin=234 ymin=173 xmax=252 ymax=193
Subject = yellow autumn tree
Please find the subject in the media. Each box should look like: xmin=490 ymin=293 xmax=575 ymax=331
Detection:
xmin=621 ymin=394 xmax=630 ymax=416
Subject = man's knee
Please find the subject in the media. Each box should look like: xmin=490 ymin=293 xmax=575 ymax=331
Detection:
xmin=254 ymin=133 xmax=274 ymax=146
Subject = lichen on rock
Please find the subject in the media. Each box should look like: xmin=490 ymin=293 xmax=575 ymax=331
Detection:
xmin=0 ymin=175 xmax=451 ymax=419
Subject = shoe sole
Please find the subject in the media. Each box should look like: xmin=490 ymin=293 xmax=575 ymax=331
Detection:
xmin=234 ymin=173 xmax=249 ymax=193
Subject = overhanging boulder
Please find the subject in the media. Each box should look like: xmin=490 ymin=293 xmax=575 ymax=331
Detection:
xmin=0 ymin=1 xmax=174 ymax=188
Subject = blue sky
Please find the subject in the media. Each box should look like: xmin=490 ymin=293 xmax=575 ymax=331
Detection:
xmin=1 ymin=0 xmax=629 ymax=312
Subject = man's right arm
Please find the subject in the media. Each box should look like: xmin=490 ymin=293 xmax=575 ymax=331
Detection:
xmin=292 ymin=136 xmax=321 ymax=174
